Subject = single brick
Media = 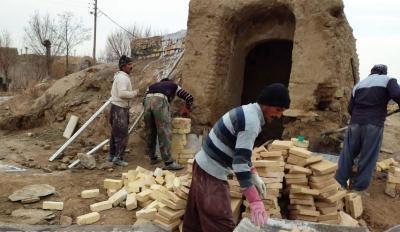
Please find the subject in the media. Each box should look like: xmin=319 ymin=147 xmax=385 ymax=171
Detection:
xmin=90 ymin=200 xmax=112 ymax=212
xmin=103 ymin=179 xmax=123 ymax=190
xmin=76 ymin=212 xmax=100 ymax=225
xmin=42 ymin=201 xmax=64 ymax=210
xmin=81 ymin=189 xmax=100 ymax=198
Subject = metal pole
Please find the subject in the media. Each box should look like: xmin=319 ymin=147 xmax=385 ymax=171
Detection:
xmin=68 ymin=110 xmax=144 ymax=169
xmin=49 ymin=99 xmax=111 ymax=161
xmin=92 ymin=0 xmax=97 ymax=64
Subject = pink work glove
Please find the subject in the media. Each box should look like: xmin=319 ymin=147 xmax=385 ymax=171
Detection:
xmin=243 ymin=186 xmax=268 ymax=227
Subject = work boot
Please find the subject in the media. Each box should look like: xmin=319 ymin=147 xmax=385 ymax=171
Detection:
xmin=150 ymin=157 xmax=161 ymax=165
xmin=112 ymin=157 xmax=128 ymax=167
xmin=163 ymin=161 xmax=183 ymax=171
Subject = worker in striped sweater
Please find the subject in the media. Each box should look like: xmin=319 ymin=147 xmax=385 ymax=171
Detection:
xmin=143 ymin=78 xmax=194 ymax=170
xmin=183 ymin=83 xmax=290 ymax=231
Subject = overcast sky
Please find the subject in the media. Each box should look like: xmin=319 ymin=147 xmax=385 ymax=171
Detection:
xmin=0 ymin=0 xmax=399 ymax=79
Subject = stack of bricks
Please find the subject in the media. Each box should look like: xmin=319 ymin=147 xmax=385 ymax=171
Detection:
xmin=228 ymin=177 xmax=244 ymax=223
xmin=171 ymin=117 xmax=196 ymax=165
xmin=309 ymin=159 xmax=346 ymax=224
xmin=270 ymin=139 xmax=348 ymax=224
xmin=385 ymin=164 xmax=400 ymax=197
xmin=242 ymin=142 xmax=287 ymax=219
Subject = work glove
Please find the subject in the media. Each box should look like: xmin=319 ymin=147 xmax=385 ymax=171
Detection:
xmin=243 ymin=186 xmax=268 ymax=227
xmin=251 ymin=167 xmax=267 ymax=198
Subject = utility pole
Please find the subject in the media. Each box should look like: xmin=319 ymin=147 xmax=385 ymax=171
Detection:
xmin=92 ymin=0 xmax=97 ymax=65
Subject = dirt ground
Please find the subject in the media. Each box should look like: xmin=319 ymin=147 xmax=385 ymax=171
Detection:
xmin=0 ymin=115 xmax=399 ymax=231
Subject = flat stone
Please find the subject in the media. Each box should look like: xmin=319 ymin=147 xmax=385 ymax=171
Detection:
xmin=11 ymin=209 xmax=55 ymax=225
xmin=77 ymin=153 xmax=96 ymax=169
xmin=21 ymin=197 xmax=41 ymax=204
xmin=8 ymin=184 xmax=56 ymax=202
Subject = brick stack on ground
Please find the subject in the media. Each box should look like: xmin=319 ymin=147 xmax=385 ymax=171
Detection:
xmin=171 ymin=117 xmax=196 ymax=166
xmin=74 ymin=165 xmax=191 ymax=230
xmin=383 ymin=160 xmax=400 ymax=197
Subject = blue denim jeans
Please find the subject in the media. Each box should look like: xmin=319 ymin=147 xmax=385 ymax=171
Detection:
xmin=335 ymin=123 xmax=383 ymax=191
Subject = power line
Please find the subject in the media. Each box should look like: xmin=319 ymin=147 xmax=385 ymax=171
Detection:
xmin=97 ymin=8 xmax=135 ymax=38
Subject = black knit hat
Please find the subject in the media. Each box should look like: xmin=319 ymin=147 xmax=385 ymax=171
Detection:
xmin=370 ymin=64 xmax=387 ymax=75
xmin=118 ymin=55 xmax=133 ymax=68
xmin=257 ymin=83 xmax=290 ymax=108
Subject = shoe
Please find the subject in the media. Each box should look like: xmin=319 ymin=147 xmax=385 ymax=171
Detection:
xmin=107 ymin=154 xmax=114 ymax=162
xmin=163 ymin=161 xmax=183 ymax=171
xmin=150 ymin=157 xmax=161 ymax=165
xmin=112 ymin=157 xmax=128 ymax=167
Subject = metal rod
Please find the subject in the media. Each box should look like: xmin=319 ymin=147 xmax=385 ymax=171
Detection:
xmin=49 ymin=99 xmax=111 ymax=161
xmin=68 ymin=109 xmax=144 ymax=169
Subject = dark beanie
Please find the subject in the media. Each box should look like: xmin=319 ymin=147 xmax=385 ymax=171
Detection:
xmin=370 ymin=64 xmax=387 ymax=75
xmin=257 ymin=83 xmax=290 ymax=108
xmin=118 ymin=55 xmax=133 ymax=68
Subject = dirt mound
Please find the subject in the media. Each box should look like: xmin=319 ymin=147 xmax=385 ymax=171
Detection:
xmin=0 ymin=55 xmax=183 ymax=135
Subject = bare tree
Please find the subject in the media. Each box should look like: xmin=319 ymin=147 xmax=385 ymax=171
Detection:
xmin=24 ymin=11 xmax=64 ymax=56
xmin=0 ymin=30 xmax=17 ymax=91
xmin=105 ymin=30 xmax=132 ymax=62
xmin=104 ymin=24 xmax=157 ymax=62
xmin=57 ymin=12 xmax=91 ymax=75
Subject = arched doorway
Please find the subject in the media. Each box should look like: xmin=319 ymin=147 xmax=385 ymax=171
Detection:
xmin=241 ymin=39 xmax=293 ymax=145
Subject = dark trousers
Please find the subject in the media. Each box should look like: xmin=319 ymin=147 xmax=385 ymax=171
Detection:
xmin=183 ymin=161 xmax=235 ymax=232
xmin=335 ymin=123 xmax=383 ymax=191
xmin=109 ymin=104 xmax=129 ymax=160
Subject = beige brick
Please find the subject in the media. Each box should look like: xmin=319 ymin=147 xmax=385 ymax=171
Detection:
xmin=254 ymin=160 xmax=285 ymax=167
xmin=76 ymin=212 xmax=100 ymax=225
xmin=153 ymin=168 xmax=164 ymax=177
xmin=289 ymin=147 xmax=312 ymax=158
xmin=42 ymin=201 xmax=63 ymax=210
xmin=154 ymin=218 xmax=181 ymax=231
xmin=128 ymin=181 xmax=143 ymax=193
xmin=385 ymin=183 xmax=397 ymax=197
xmin=309 ymin=160 xmax=337 ymax=175
xmin=172 ymin=118 xmax=191 ymax=129
xmin=136 ymin=208 xmax=157 ymax=220
xmin=269 ymin=140 xmax=293 ymax=150
xmin=81 ymin=189 xmax=99 ymax=198
xmin=104 ymin=179 xmax=123 ymax=190
xmin=126 ymin=193 xmax=138 ymax=210
xmin=388 ymin=173 xmax=400 ymax=184
xmin=90 ymin=200 xmax=112 ymax=212
xmin=285 ymin=164 xmax=312 ymax=175
xmin=137 ymin=189 xmax=153 ymax=202
xmin=108 ymin=188 xmax=128 ymax=206
xmin=107 ymin=188 xmax=117 ymax=197
xmin=290 ymin=186 xmax=319 ymax=196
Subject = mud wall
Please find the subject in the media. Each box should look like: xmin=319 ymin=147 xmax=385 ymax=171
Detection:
xmin=182 ymin=0 xmax=359 ymax=150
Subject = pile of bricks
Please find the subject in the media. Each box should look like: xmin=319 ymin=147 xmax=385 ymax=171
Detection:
xmin=171 ymin=118 xmax=196 ymax=166
xmin=257 ymin=139 xmax=351 ymax=224
xmin=75 ymin=166 xmax=191 ymax=231
xmin=385 ymin=164 xmax=400 ymax=197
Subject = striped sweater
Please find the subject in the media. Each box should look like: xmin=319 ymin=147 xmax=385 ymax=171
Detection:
xmin=349 ymin=74 xmax=400 ymax=126
xmin=195 ymin=103 xmax=265 ymax=188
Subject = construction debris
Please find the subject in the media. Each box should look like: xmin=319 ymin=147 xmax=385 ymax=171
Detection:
xmin=385 ymin=164 xmax=400 ymax=197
